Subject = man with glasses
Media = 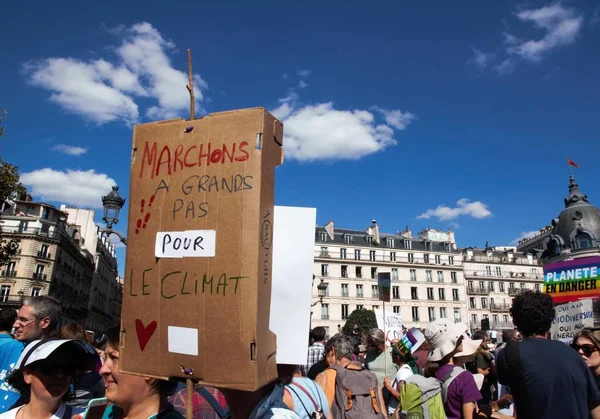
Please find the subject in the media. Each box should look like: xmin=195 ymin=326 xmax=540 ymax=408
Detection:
xmin=0 ymin=295 xmax=62 ymax=412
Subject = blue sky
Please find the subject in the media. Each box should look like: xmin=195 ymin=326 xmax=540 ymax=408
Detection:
xmin=1 ymin=0 xmax=599 ymax=274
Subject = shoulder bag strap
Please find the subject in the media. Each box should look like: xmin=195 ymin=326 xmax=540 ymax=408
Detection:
xmin=62 ymin=404 xmax=72 ymax=419
xmin=504 ymin=341 xmax=531 ymax=416
xmin=198 ymin=387 xmax=230 ymax=419
xmin=286 ymin=384 xmax=313 ymax=416
xmin=290 ymin=381 xmax=319 ymax=410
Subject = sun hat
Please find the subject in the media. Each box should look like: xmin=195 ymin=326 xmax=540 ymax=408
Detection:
xmin=424 ymin=319 xmax=482 ymax=362
xmin=16 ymin=339 xmax=99 ymax=371
xmin=392 ymin=328 xmax=426 ymax=358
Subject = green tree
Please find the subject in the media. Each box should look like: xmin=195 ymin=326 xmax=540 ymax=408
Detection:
xmin=342 ymin=308 xmax=378 ymax=338
xmin=0 ymin=110 xmax=26 ymax=267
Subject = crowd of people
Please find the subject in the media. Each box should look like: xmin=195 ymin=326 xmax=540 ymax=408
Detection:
xmin=0 ymin=291 xmax=599 ymax=418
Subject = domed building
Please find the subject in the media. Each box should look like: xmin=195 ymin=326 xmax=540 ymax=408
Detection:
xmin=543 ymin=175 xmax=600 ymax=262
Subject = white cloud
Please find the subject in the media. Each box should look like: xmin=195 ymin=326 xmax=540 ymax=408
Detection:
xmin=417 ymin=198 xmax=492 ymax=221
xmin=495 ymin=58 xmax=517 ymax=75
xmin=470 ymin=48 xmax=495 ymax=69
xmin=298 ymin=80 xmax=309 ymax=89
xmin=510 ymin=230 xmax=540 ymax=245
xmin=507 ymin=4 xmax=583 ymax=62
xmin=20 ymin=168 xmax=116 ymax=208
xmin=23 ymin=22 xmax=207 ymax=125
xmin=271 ymin=94 xmax=416 ymax=161
xmin=373 ymin=107 xmax=416 ymax=130
xmin=51 ymin=144 xmax=88 ymax=156
xmin=297 ymin=69 xmax=311 ymax=78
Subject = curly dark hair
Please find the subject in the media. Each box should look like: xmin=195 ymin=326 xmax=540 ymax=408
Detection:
xmin=510 ymin=290 xmax=555 ymax=337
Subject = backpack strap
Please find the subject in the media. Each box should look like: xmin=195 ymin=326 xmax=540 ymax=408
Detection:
xmin=198 ymin=387 xmax=230 ymax=419
xmin=503 ymin=341 xmax=530 ymax=417
xmin=62 ymin=404 xmax=72 ymax=419
xmin=440 ymin=365 xmax=464 ymax=404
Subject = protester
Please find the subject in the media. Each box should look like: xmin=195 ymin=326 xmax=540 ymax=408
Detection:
xmin=0 ymin=296 xmax=62 ymax=412
xmin=279 ymin=364 xmax=330 ymax=418
xmin=99 ymin=326 xmax=184 ymax=419
xmin=384 ymin=339 xmax=419 ymax=417
xmin=315 ymin=334 xmax=386 ymax=417
xmin=497 ymin=290 xmax=600 ymax=419
xmin=572 ymin=328 xmax=600 ymax=389
xmin=1 ymin=338 xmax=98 ymax=419
xmin=357 ymin=344 xmax=367 ymax=365
xmin=0 ymin=309 xmax=25 ymax=412
xmin=492 ymin=329 xmax=519 ymax=416
xmin=471 ymin=331 xmax=494 ymax=405
xmin=364 ymin=329 xmax=398 ymax=390
xmin=303 ymin=327 xmax=326 ymax=376
xmin=59 ymin=322 xmax=105 ymax=413
xmin=424 ymin=319 xmax=483 ymax=419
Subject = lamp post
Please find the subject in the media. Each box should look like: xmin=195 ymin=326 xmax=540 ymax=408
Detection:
xmin=100 ymin=186 xmax=127 ymax=245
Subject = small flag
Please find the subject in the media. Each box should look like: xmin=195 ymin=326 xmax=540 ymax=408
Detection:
xmin=567 ymin=158 xmax=580 ymax=168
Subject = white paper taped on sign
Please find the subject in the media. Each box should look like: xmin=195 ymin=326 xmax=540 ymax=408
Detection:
xmin=168 ymin=326 xmax=199 ymax=356
xmin=375 ymin=309 xmax=403 ymax=344
xmin=155 ymin=230 xmax=216 ymax=258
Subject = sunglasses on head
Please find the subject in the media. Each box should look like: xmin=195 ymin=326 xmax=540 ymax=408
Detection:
xmin=571 ymin=343 xmax=599 ymax=357
xmin=34 ymin=361 xmax=76 ymax=377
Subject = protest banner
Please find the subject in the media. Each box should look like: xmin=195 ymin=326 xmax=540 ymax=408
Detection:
xmin=375 ymin=309 xmax=403 ymax=344
xmin=544 ymin=256 xmax=600 ymax=303
xmin=120 ymin=108 xmax=283 ymax=391
xmin=270 ymin=206 xmax=317 ymax=365
xmin=550 ymin=299 xmax=594 ymax=343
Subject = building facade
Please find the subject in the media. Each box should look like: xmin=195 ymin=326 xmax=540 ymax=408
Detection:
xmin=0 ymin=199 xmax=94 ymax=324
xmin=60 ymin=206 xmax=121 ymax=332
xmin=311 ymin=221 xmax=467 ymax=336
xmin=462 ymin=247 xmax=543 ymax=332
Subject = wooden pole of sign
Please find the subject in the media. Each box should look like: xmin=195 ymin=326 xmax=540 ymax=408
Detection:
xmin=383 ymin=300 xmax=387 ymax=373
xmin=186 ymin=49 xmax=195 ymax=121
xmin=186 ymin=378 xmax=193 ymax=419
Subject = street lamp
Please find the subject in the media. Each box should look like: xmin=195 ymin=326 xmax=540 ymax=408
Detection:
xmin=312 ymin=277 xmax=329 ymax=307
xmin=100 ymin=186 xmax=127 ymax=245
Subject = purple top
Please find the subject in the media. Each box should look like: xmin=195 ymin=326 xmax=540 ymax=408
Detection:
xmin=436 ymin=365 xmax=481 ymax=419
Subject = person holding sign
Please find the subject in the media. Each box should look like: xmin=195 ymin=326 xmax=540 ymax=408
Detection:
xmin=572 ymin=328 xmax=600 ymax=389
xmin=98 ymin=327 xmax=183 ymax=419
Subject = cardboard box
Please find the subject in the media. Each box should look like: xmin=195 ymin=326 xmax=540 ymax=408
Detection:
xmin=120 ymin=107 xmax=283 ymax=391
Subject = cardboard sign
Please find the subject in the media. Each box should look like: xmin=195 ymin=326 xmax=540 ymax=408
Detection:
xmin=378 ymin=272 xmax=391 ymax=302
xmin=544 ymin=256 xmax=600 ymax=303
xmin=270 ymin=206 xmax=317 ymax=365
xmin=550 ymin=299 xmax=594 ymax=343
xmin=375 ymin=309 xmax=403 ymax=344
xmin=120 ymin=108 xmax=283 ymax=391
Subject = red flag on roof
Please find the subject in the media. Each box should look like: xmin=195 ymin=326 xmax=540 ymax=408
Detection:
xmin=567 ymin=158 xmax=580 ymax=168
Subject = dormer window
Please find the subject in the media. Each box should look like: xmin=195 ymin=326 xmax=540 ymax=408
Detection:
xmin=366 ymin=236 xmax=374 ymax=245
xmin=425 ymin=242 xmax=432 ymax=251
xmin=574 ymin=232 xmax=593 ymax=249
xmin=344 ymin=234 xmax=353 ymax=244
xmin=405 ymin=240 xmax=412 ymax=250
xmin=318 ymin=231 xmax=327 ymax=242
xmin=386 ymin=237 xmax=395 ymax=248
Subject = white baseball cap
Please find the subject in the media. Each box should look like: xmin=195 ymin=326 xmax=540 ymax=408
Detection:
xmin=16 ymin=339 xmax=98 ymax=370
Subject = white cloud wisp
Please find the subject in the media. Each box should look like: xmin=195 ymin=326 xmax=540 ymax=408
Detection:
xmin=510 ymin=230 xmax=541 ymax=245
xmin=20 ymin=168 xmax=116 ymax=208
xmin=24 ymin=22 xmax=207 ymax=125
xmin=470 ymin=48 xmax=495 ymax=69
xmin=417 ymin=198 xmax=492 ymax=221
xmin=51 ymin=144 xmax=88 ymax=156
xmin=271 ymin=96 xmax=416 ymax=161
xmin=507 ymin=4 xmax=583 ymax=62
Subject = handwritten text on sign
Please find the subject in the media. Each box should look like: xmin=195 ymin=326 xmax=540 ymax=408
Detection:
xmin=375 ymin=309 xmax=403 ymax=344
xmin=155 ymin=230 xmax=216 ymax=258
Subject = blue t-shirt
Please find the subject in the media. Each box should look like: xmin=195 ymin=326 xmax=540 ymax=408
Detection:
xmin=0 ymin=335 xmax=25 ymax=413
xmin=498 ymin=337 xmax=600 ymax=419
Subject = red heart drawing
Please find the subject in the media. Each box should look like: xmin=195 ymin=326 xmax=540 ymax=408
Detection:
xmin=135 ymin=319 xmax=157 ymax=351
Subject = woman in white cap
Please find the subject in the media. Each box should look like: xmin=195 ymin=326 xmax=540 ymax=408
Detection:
xmin=1 ymin=339 xmax=99 ymax=419
xmin=423 ymin=319 xmax=484 ymax=419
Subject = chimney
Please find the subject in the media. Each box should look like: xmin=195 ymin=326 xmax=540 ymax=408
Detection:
xmin=447 ymin=230 xmax=456 ymax=250
xmin=324 ymin=220 xmax=335 ymax=240
xmin=401 ymin=225 xmax=412 ymax=240
xmin=369 ymin=220 xmax=380 ymax=243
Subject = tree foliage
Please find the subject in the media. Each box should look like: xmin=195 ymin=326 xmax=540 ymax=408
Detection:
xmin=0 ymin=110 xmax=25 ymax=267
xmin=342 ymin=308 xmax=378 ymax=338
